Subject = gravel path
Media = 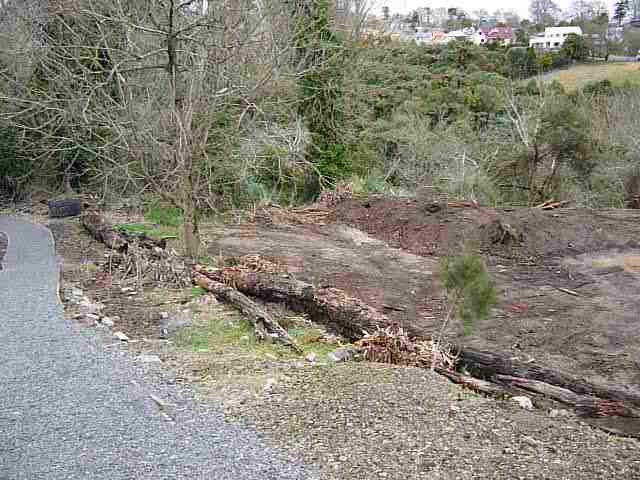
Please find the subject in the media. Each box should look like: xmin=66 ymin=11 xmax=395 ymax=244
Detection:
xmin=0 ymin=217 xmax=313 ymax=480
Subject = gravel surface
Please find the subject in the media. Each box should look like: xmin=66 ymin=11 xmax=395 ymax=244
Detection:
xmin=0 ymin=217 xmax=314 ymax=480
xmin=225 ymin=363 xmax=640 ymax=480
xmin=0 ymin=231 xmax=7 ymax=269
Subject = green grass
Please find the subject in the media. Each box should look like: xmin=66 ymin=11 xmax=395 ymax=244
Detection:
xmin=116 ymin=222 xmax=177 ymax=240
xmin=145 ymin=204 xmax=183 ymax=227
xmin=546 ymin=62 xmax=640 ymax=91
xmin=174 ymin=315 xmax=343 ymax=359
xmin=190 ymin=286 xmax=207 ymax=298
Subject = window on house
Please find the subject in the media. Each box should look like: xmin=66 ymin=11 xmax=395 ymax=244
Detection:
xmin=554 ymin=42 xmax=559 ymax=46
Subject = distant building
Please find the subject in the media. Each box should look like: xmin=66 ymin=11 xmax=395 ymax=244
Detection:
xmin=474 ymin=27 xmax=515 ymax=46
xmin=529 ymin=26 xmax=583 ymax=51
xmin=446 ymin=28 xmax=473 ymax=42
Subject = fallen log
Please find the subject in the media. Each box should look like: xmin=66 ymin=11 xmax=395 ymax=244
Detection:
xmin=495 ymin=374 xmax=640 ymax=418
xmin=459 ymin=349 xmax=640 ymax=410
xmin=193 ymin=273 xmax=301 ymax=354
xmin=194 ymin=266 xmax=392 ymax=341
xmin=436 ymin=368 xmax=515 ymax=398
xmin=81 ymin=211 xmax=166 ymax=251
xmin=81 ymin=212 xmax=128 ymax=250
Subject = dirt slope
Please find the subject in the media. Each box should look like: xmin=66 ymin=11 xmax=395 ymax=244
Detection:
xmin=207 ymin=200 xmax=640 ymax=398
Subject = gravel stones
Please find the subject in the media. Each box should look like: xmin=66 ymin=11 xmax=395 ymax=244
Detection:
xmin=224 ymin=363 xmax=640 ymax=480
xmin=0 ymin=231 xmax=7 ymax=270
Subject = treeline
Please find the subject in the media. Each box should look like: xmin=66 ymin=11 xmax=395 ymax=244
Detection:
xmin=1 ymin=2 xmax=638 ymax=219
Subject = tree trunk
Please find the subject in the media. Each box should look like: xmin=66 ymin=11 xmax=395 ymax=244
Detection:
xmin=182 ymin=173 xmax=200 ymax=259
xmin=81 ymin=211 xmax=128 ymax=251
xmin=195 ymin=267 xmax=640 ymax=421
xmin=193 ymin=266 xmax=393 ymax=341
xmin=194 ymin=273 xmax=301 ymax=353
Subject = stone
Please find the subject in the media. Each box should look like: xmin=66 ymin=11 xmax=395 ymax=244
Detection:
xmin=71 ymin=287 xmax=84 ymax=297
xmin=327 ymin=348 xmax=355 ymax=363
xmin=137 ymin=354 xmax=162 ymax=363
xmin=305 ymin=353 xmax=317 ymax=363
xmin=113 ymin=331 xmax=129 ymax=341
xmin=263 ymin=377 xmax=280 ymax=394
xmin=159 ymin=312 xmax=170 ymax=320
xmin=159 ymin=309 xmax=193 ymax=338
xmin=85 ymin=313 xmax=100 ymax=322
xmin=511 ymin=395 xmax=533 ymax=410
xmin=549 ymin=408 xmax=571 ymax=418
xmin=100 ymin=317 xmax=115 ymax=327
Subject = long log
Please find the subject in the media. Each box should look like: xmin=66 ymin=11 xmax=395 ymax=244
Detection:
xmin=495 ymin=374 xmax=640 ymax=418
xmin=194 ymin=266 xmax=392 ymax=341
xmin=436 ymin=368 xmax=515 ymax=398
xmin=81 ymin=212 xmax=166 ymax=251
xmin=459 ymin=349 xmax=640 ymax=410
xmin=193 ymin=273 xmax=301 ymax=353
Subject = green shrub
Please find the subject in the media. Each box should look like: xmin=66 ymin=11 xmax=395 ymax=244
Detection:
xmin=145 ymin=204 xmax=183 ymax=227
xmin=582 ymin=79 xmax=613 ymax=97
xmin=441 ymin=253 xmax=497 ymax=335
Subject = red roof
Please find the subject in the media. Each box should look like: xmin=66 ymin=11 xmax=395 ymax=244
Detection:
xmin=479 ymin=27 xmax=514 ymax=40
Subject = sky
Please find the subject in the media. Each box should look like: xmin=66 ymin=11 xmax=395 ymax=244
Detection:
xmin=381 ymin=0 xmax=576 ymax=21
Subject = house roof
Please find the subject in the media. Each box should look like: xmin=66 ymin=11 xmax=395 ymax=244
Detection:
xmin=479 ymin=27 xmax=514 ymax=40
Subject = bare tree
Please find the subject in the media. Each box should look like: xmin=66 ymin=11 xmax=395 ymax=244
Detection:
xmin=1 ymin=0 xmax=311 ymax=257
xmin=529 ymin=0 xmax=562 ymax=25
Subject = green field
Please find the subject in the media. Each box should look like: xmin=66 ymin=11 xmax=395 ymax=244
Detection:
xmin=544 ymin=62 xmax=640 ymax=91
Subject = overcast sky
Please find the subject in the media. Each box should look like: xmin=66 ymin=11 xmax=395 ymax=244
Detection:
xmin=381 ymin=0 xmax=577 ymax=20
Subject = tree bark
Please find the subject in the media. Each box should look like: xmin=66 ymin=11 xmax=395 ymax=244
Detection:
xmin=194 ymin=266 xmax=393 ymax=341
xmin=81 ymin=212 xmax=129 ymax=251
xmin=182 ymin=166 xmax=200 ymax=259
xmin=193 ymin=272 xmax=301 ymax=353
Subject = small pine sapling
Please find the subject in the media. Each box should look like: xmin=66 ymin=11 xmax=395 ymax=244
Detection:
xmin=433 ymin=253 xmax=497 ymax=369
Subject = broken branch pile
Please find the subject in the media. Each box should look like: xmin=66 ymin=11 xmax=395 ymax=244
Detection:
xmin=81 ymin=211 xmax=189 ymax=288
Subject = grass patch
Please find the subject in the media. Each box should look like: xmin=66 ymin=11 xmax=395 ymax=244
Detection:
xmin=190 ymin=286 xmax=207 ymax=298
xmin=116 ymin=222 xmax=177 ymax=240
xmin=145 ymin=204 xmax=183 ymax=227
xmin=546 ymin=63 xmax=640 ymax=91
xmin=174 ymin=314 xmax=343 ymax=359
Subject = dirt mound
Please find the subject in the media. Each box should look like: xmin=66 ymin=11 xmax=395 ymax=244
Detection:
xmin=335 ymin=198 xmax=640 ymax=260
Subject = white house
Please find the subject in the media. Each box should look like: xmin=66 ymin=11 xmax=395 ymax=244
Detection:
xmin=529 ymin=26 xmax=583 ymax=51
